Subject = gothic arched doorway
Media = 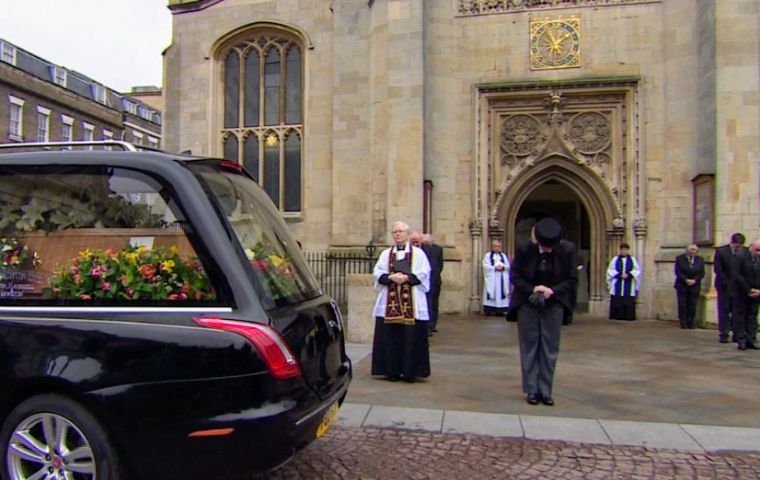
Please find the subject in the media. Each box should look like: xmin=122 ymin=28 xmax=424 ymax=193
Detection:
xmin=514 ymin=180 xmax=591 ymax=312
xmin=494 ymin=160 xmax=620 ymax=316
xmin=470 ymin=82 xmax=645 ymax=315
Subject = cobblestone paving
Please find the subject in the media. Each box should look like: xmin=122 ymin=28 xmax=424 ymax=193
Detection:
xmin=252 ymin=426 xmax=760 ymax=479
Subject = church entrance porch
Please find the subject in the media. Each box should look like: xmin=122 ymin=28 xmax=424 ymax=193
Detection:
xmin=515 ymin=181 xmax=591 ymax=313
xmin=470 ymin=79 xmax=647 ymax=316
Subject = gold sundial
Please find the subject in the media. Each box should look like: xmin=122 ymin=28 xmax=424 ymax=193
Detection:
xmin=530 ymin=17 xmax=581 ymax=70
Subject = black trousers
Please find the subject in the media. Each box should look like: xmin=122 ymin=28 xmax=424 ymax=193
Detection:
xmin=609 ymin=295 xmax=636 ymax=320
xmin=716 ymin=286 xmax=734 ymax=339
xmin=733 ymin=297 xmax=759 ymax=346
xmin=427 ymin=283 xmax=441 ymax=330
xmin=676 ymin=286 xmax=700 ymax=329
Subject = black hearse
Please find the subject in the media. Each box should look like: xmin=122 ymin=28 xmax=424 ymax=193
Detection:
xmin=0 ymin=141 xmax=351 ymax=479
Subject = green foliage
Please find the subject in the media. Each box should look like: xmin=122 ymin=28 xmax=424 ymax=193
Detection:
xmin=0 ymin=181 xmax=165 ymax=235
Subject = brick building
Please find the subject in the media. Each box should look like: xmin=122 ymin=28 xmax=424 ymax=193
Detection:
xmin=0 ymin=38 xmax=161 ymax=148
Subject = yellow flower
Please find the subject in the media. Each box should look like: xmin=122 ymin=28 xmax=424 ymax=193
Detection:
xmin=269 ymin=254 xmax=285 ymax=268
xmin=125 ymin=252 xmax=140 ymax=264
xmin=161 ymin=259 xmax=176 ymax=273
xmin=79 ymin=248 xmax=93 ymax=259
xmin=169 ymin=245 xmax=180 ymax=256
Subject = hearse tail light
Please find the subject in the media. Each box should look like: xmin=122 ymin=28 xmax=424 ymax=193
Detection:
xmin=219 ymin=160 xmax=243 ymax=172
xmin=193 ymin=317 xmax=301 ymax=379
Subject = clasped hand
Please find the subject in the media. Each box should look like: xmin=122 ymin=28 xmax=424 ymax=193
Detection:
xmin=389 ymin=272 xmax=409 ymax=285
xmin=532 ymin=285 xmax=554 ymax=299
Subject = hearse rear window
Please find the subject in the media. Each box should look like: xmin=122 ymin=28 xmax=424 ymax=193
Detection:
xmin=0 ymin=165 xmax=221 ymax=306
xmin=190 ymin=161 xmax=320 ymax=308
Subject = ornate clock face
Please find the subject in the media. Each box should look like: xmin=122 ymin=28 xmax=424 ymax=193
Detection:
xmin=530 ymin=18 xmax=581 ymax=70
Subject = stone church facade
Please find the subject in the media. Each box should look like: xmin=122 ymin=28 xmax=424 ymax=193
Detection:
xmin=163 ymin=0 xmax=759 ymax=321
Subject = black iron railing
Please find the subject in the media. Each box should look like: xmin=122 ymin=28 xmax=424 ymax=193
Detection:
xmin=304 ymin=249 xmax=376 ymax=313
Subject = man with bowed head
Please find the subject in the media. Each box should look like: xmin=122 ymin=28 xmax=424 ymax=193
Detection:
xmin=371 ymin=221 xmax=432 ymax=382
xmin=673 ymin=243 xmax=705 ymax=329
xmin=732 ymin=238 xmax=760 ymax=351
xmin=507 ymin=217 xmax=577 ymax=407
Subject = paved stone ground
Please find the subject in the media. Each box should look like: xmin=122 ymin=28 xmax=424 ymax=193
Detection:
xmin=253 ymin=426 xmax=760 ymax=479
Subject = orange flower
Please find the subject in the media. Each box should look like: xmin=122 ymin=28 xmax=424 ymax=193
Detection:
xmin=104 ymin=248 xmax=119 ymax=257
xmin=138 ymin=264 xmax=157 ymax=279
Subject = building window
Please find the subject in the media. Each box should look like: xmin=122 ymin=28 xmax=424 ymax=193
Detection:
xmin=61 ymin=115 xmax=74 ymax=146
xmin=9 ymin=96 xmax=24 ymax=139
xmin=92 ymin=84 xmax=107 ymax=104
xmin=148 ymin=136 xmax=159 ymax=149
xmin=220 ymin=29 xmax=303 ymax=213
xmin=51 ymin=66 xmax=67 ymax=87
xmin=103 ymin=129 xmax=113 ymax=150
xmin=1 ymin=41 xmax=16 ymax=65
xmin=138 ymin=106 xmax=153 ymax=121
xmin=36 ymin=106 xmax=50 ymax=142
xmin=123 ymin=99 xmax=139 ymax=115
xmin=133 ymin=130 xmax=144 ymax=146
xmin=83 ymin=122 xmax=94 ymax=149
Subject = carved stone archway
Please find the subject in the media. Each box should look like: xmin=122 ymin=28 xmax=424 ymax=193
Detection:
xmin=470 ymin=79 xmax=645 ymax=315
xmin=496 ymin=160 xmax=619 ymax=313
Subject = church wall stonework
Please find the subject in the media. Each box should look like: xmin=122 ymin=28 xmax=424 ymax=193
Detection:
xmin=165 ymin=0 xmax=759 ymax=319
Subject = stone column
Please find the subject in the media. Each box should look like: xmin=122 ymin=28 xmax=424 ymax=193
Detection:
xmin=469 ymin=218 xmax=483 ymax=312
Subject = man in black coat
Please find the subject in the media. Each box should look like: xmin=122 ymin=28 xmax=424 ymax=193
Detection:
xmin=732 ymin=238 xmax=760 ymax=351
xmin=422 ymin=233 xmax=444 ymax=335
xmin=507 ymin=217 xmax=577 ymax=407
xmin=713 ymin=233 xmax=746 ymax=343
xmin=673 ymin=243 xmax=705 ymax=329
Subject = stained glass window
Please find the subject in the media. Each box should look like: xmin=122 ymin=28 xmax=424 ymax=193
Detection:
xmin=221 ymin=30 xmax=303 ymax=213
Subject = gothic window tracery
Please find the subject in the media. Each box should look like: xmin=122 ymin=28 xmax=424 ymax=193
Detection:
xmin=220 ymin=30 xmax=303 ymax=213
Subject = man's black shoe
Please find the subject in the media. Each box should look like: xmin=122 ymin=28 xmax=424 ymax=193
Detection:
xmin=541 ymin=395 xmax=555 ymax=406
xmin=719 ymin=336 xmax=728 ymax=343
xmin=747 ymin=342 xmax=760 ymax=350
xmin=526 ymin=393 xmax=540 ymax=405
xmin=738 ymin=342 xmax=747 ymax=351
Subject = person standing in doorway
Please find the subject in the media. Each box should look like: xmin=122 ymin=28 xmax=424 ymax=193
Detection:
xmin=482 ymin=239 xmax=510 ymax=316
xmin=607 ymin=243 xmax=641 ymax=321
xmin=713 ymin=233 xmax=746 ymax=343
xmin=508 ymin=217 xmax=577 ymax=406
xmin=422 ymin=233 xmax=444 ymax=336
xmin=371 ymin=221 xmax=432 ymax=382
xmin=674 ymin=243 xmax=705 ymax=329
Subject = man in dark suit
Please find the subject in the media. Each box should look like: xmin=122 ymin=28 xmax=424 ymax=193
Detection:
xmin=673 ymin=243 xmax=705 ymax=329
xmin=422 ymin=233 xmax=444 ymax=336
xmin=507 ymin=217 xmax=577 ymax=407
xmin=713 ymin=233 xmax=746 ymax=343
xmin=732 ymin=238 xmax=760 ymax=351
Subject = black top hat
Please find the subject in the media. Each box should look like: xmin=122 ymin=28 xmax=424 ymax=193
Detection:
xmin=534 ymin=217 xmax=562 ymax=247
